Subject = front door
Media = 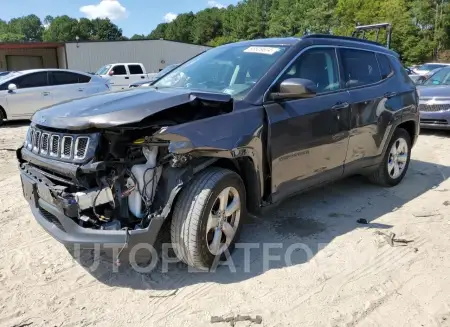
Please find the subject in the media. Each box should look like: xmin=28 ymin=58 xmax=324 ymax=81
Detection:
xmin=264 ymin=47 xmax=351 ymax=203
xmin=109 ymin=64 xmax=129 ymax=91
xmin=5 ymin=71 xmax=53 ymax=118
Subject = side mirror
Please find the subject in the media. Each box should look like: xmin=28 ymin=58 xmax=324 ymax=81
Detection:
xmin=108 ymin=70 xmax=114 ymax=76
xmin=271 ymin=78 xmax=317 ymax=100
xmin=8 ymin=83 xmax=17 ymax=92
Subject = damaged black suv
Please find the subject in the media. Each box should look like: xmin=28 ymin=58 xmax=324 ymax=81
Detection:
xmin=18 ymin=35 xmax=419 ymax=270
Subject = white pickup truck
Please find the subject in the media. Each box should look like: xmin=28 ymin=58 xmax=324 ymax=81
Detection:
xmin=95 ymin=63 xmax=158 ymax=91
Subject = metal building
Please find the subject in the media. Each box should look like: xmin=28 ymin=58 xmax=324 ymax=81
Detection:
xmin=0 ymin=39 xmax=211 ymax=73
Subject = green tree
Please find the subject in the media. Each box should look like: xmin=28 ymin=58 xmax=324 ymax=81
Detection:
xmin=8 ymin=14 xmax=43 ymax=41
xmin=42 ymin=15 xmax=80 ymax=42
xmin=131 ymin=34 xmax=147 ymax=40
xmin=148 ymin=23 xmax=168 ymax=39
xmin=192 ymin=8 xmax=223 ymax=44
xmin=165 ymin=12 xmax=196 ymax=43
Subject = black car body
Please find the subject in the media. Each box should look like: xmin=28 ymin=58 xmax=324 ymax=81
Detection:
xmin=17 ymin=35 xmax=419 ymax=270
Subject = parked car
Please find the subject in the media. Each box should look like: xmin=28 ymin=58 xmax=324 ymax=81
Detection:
xmin=17 ymin=35 xmax=419 ymax=270
xmin=129 ymin=63 xmax=180 ymax=88
xmin=413 ymin=62 xmax=450 ymax=76
xmin=95 ymin=63 xmax=158 ymax=91
xmin=412 ymin=67 xmax=443 ymax=85
xmin=0 ymin=69 xmax=110 ymax=125
xmin=417 ymin=66 xmax=450 ymax=130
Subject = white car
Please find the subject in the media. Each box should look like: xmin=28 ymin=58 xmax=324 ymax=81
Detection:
xmin=0 ymin=69 xmax=110 ymax=125
xmin=413 ymin=62 xmax=450 ymax=76
xmin=95 ymin=63 xmax=158 ymax=91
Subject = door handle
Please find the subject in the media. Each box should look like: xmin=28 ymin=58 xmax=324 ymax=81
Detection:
xmin=331 ymin=102 xmax=349 ymax=110
xmin=42 ymin=92 xmax=50 ymax=96
xmin=384 ymin=92 xmax=397 ymax=98
xmin=78 ymin=88 xmax=84 ymax=92
xmin=125 ymin=77 xmax=130 ymax=80
xmin=141 ymin=76 xmax=145 ymax=79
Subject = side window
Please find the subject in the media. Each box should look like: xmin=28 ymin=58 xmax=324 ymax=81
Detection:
xmin=78 ymin=74 xmax=92 ymax=83
xmin=14 ymin=72 xmax=48 ymax=89
xmin=128 ymin=65 xmax=144 ymax=75
xmin=279 ymin=48 xmax=340 ymax=94
xmin=376 ymin=54 xmax=394 ymax=80
xmin=50 ymin=72 xmax=80 ymax=85
xmin=341 ymin=49 xmax=381 ymax=87
xmin=112 ymin=65 xmax=127 ymax=75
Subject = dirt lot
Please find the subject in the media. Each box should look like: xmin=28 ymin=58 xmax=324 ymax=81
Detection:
xmin=1 ymin=122 xmax=450 ymax=327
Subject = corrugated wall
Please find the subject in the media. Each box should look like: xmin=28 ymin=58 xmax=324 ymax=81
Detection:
xmin=0 ymin=48 xmax=58 ymax=72
xmin=65 ymin=40 xmax=211 ymax=73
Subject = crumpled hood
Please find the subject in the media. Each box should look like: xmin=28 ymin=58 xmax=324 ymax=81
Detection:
xmin=417 ymin=85 xmax=450 ymax=99
xmin=32 ymin=87 xmax=232 ymax=130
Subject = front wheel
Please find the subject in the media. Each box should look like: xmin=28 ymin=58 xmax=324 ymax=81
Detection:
xmin=171 ymin=167 xmax=246 ymax=270
xmin=368 ymin=127 xmax=412 ymax=187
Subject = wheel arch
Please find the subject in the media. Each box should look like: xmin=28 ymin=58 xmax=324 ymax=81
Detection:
xmin=397 ymin=120 xmax=418 ymax=147
xmin=0 ymin=104 xmax=7 ymax=120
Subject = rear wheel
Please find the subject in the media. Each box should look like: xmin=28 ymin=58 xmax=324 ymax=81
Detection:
xmin=171 ymin=167 xmax=245 ymax=270
xmin=0 ymin=109 xmax=5 ymax=127
xmin=369 ymin=128 xmax=411 ymax=186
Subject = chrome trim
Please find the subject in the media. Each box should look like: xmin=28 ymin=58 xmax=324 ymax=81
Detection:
xmin=33 ymin=130 xmax=41 ymax=153
xmin=27 ymin=129 xmax=34 ymax=150
xmin=40 ymin=133 xmax=50 ymax=155
xmin=74 ymin=136 xmax=90 ymax=160
xmin=61 ymin=136 xmax=73 ymax=159
xmin=50 ymin=135 xmax=60 ymax=157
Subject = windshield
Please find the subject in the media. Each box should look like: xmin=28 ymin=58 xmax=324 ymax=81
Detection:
xmin=0 ymin=71 xmax=22 ymax=82
xmin=153 ymin=45 xmax=288 ymax=98
xmin=95 ymin=64 xmax=111 ymax=75
xmin=423 ymin=67 xmax=450 ymax=86
xmin=418 ymin=63 xmax=448 ymax=71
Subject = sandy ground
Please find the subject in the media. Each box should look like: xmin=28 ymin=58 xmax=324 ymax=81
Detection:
xmin=1 ymin=122 xmax=450 ymax=327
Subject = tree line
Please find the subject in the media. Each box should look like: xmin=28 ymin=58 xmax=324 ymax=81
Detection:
xmin=1 ymin=0 xmax=450 ymax=65
xmin=0 ymin=15 xmax=125 ymax=43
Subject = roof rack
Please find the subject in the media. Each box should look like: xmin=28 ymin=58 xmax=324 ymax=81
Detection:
xmin=352 ymin=23 xmax=392 ymax=49
xmin=302 ymin=34 xmax=385 ymax=48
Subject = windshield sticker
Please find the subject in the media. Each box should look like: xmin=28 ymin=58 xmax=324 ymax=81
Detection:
xmin=244 ymin=46 xmax=281 ymax=55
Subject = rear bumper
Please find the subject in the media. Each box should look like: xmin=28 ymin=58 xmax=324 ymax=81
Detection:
xmin=420 ymin=111 xmax=450 ymax=130
xmin=19 ymin=164 xmax=164 ymax=252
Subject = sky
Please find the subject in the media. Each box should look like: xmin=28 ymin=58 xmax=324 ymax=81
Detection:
xmin=2 ymin=0 xmax=240 ymax=37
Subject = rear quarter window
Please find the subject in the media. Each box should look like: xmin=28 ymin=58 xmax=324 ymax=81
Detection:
xmin=376 ymin=54 xmax=394 ymax=80
xmin=341 ymin=49 xmax=382 ymax=88
xmin=78 ymin=74 xmax=91 ymax=83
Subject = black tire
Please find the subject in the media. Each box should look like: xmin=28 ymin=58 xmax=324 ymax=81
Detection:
xmin=170 ymin=167 xmax=246 ymax=270
xmin=368 ymin=128 xmax=412 ymax=187
xmin=0 ymin=109 xmax=5 ymax=127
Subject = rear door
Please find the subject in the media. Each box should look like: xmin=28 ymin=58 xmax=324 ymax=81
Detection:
xmin=340 ymin=48 xmax=400 ymax=171
xmin=264 ymin=46 xmax=351 ymax=202
xmin=48 ymin=71 xmax=88 ymax=105
xmin=109 ymin=64 xmax=129 ymax=90
xmin=5 ymin=72 xmax=53 ymax=118
xmin=127 ymin=64 xmax=147 ymax=85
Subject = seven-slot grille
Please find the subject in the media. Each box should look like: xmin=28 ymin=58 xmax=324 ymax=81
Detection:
xmin=27 ymin=128 xmax=90 ymax=161
xmin=419 ymin=103 xmax=450 ymax=112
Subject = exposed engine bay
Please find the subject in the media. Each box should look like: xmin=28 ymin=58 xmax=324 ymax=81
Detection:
xmin=18 ymin=94 xmax=234 ymax=232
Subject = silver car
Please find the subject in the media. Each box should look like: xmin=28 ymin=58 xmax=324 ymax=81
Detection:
xmin=0 ymin=69 xmax=110 ymax=125
xmin=418 ymin=66 xmax=450 ymax=130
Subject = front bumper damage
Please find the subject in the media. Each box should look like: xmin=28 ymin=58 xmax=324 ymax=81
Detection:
xmin=20 ymin=163 xmax=165 ymax=250
xmin=17 ymin=146 xmax=170 ymax=259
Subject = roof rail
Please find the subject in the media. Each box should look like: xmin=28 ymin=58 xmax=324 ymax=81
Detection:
xmin=302 ymin=34 xmax=385 ymax=48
